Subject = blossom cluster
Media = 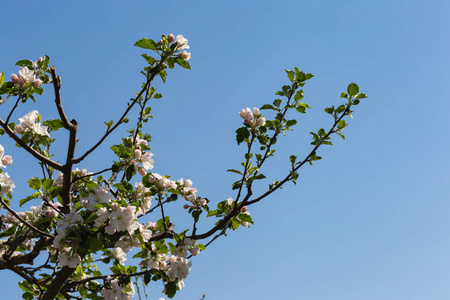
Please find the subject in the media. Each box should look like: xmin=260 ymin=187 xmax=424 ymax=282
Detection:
xmin=0 ymin=145 xmax=14 ymax=195
xmin=15 ymin=110 xmax=49 ymax=138
xmin=167 ymin=33 xmax=191 ymax=61
xmin=239 ymin=107 xmax=266 ymax=127
xmin=10 ymin=57 xmax=45 ymax=87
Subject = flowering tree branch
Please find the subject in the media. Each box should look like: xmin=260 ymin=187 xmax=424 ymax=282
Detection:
xmin=0 ymin=34 xmax=367 ymax=300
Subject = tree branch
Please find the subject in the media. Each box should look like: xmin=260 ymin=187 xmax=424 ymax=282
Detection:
xmin=0 ymin=197 xmax=54 ymax=238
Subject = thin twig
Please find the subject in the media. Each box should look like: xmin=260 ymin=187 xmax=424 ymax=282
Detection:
xmin=0 ymin=197 xmax=54 ymax=238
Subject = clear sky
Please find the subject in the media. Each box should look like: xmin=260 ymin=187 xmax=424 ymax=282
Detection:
xmin=1 ymin=0 xmax=450 ymax=299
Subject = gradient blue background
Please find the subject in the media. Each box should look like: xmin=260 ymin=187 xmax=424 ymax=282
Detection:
xmin=0 ymin=0 xmax=449 ymax=299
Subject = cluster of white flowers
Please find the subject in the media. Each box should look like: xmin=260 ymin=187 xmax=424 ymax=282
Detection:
xmin=168 ymin=33 xmax=191 ymax=61
xmin=0 ymin=145 xmax=14 ymax=195
xmin=239 ymin=107 xmax=266 ymax=127
xmin=15 ymin=110 xmax=49 ymax=137
xmin=11 ymin=62 xmax=42 ymax=87
xmin=101 ymin=278 xmax=135 ymax=300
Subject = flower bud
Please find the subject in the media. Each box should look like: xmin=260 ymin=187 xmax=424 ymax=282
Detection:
xmin=189 ymin=247 xmax=200 ymax=256
xmin=111 ymin=202 xmax=119 ymax=210
xmin=239 ymin=108 xmax=253 ymax=120
xmin=168 ymin=34 xmax=175 ymax=43
xmin=252 ymin=107 xmax=260 ymax=116
xmin=184 ymin=179 xmax=193 ymax=188
xmin=180 ymin=51 xmax=191 ymax=60
xmin=33 ymin=79 xmax=42 ymax=87
xmin=11 ymin=74 xmax=18 ymax=83
xmin=1 ymin=155 xmax=13 ymax=166
xmin=134 ymin=149 xmax=142 ymax=160
xmin=183 ymin=204 xmax=190 ymax=209
xmin=257 ymin=116 xmax=266 ymax=126
xmin=241 ymin=206 xmax=247 ymax=212
xmin=138 ymin=167 xmax=147 ymax=176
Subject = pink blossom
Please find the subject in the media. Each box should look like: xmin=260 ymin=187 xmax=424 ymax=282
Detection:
xmin=253 ymin=107 xmax=260 ymax=116
xmin=168 ymin=34 xmax=175 ymax=43
xmin=257 ymin=116 xmax=266 ymax=126
xmin=239 ymin=108 xmax=253 ymax=120
xmin=138 ymin=167 xmax=147 ymax=176
xmin=180 ymin=51 xmax=191 ymax=60
xmin=33 ymin=79 xmax=42 ymax=87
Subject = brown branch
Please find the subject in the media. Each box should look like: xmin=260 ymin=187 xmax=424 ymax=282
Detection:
xmin=51 ymin=67 xmax=75 ymax=132
xmin=0 ymin=237 xmax=52 ymax=269
xmin=51 ymin=67 xmax=79 ymax=212
xmin=0 ymin=197 xmax=54 ymax=238
xmin=73 ymin=61 xmax=165 ymax=164
xmin=5 ymin=96 xmax=21 ymax=125
xmin=41 ymin=266 xmax=76 ymax=300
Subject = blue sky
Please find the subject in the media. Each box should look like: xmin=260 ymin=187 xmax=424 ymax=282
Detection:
xmin=1 ymin=0 xmax=450 ymax=299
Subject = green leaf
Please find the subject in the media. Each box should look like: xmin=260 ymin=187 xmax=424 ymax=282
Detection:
xmin=285 ymin=119 xmax=297 ymax=127
xmin=176 ymin=58 xmax=191 ymax=70
xmin=294 ymin=90 xmax=304 ymax=101
xmin=324 ymin=107 xmax=334 ymax=114
xmin=86 ymin=237 xmax=103 ymax=252
xmin=28 ymin=177 xmax=42 ymax=190
xmin=285 ymin=69 xmax=295 ymax=82
xmin=19 ymin=192 xmax=40 ymax=207
xmin=43 ymin=119 xmax=63 ymax=131
xmin=340 ymin=92 xmax=348 ymax=99
xmin=355 ymin=93 xmax=367 ymax=99
xmin=337 ymin=120 xmax=347 ymax=129
xmin=125 ymin=165 xmax=134 ymax=181
xmin=141 ymin=53 xmax=156 ymax=65
xmin=235 ymin=127 xmax=249 ymax=145
xmin=84 ymin=212 xmax=98 ymax=224
xmin=15 ymin=60 xmax=33 ymax=68
xmin=0 ymin=72 xmax=4 ymax=85
xmin=153 ymin=93 xmax=162 ymax=99
xmin=260 ymin=104 xmax=275 ymax=110
xmin=238 ymin=213 xmax=253 ymax=223
xmin=134 ymin=38 xmax=158 ymax=50
xmin=227 ymin=169 xmax=243 ymax=175
xmin=347 ymin=83 xmax=359 ymax=96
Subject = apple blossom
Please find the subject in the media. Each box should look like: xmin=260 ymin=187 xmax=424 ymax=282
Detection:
xmin=239 ymin=107 xmax=253 ymax=120
xmin=33 ymin=78 xmax=42 ymax=87
xmin=18 ymin=66 xmax=36 ymax=85
xmin=257 ymin=116 xmax=266 ymax=126
xmin=0 ymin=172 xmax=15 ymax=195
xmin=141 ymin=152 xmax=154 ymax=170
xmin=0 ymin=145 xmax=12 ymax=168
xmin=167 ymin=34 xmax=175 ymax=43
xmin=180 ymin=51 xmax=191 ymax=60
xmin=175 ymin=34 xmax=189 ymax=50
